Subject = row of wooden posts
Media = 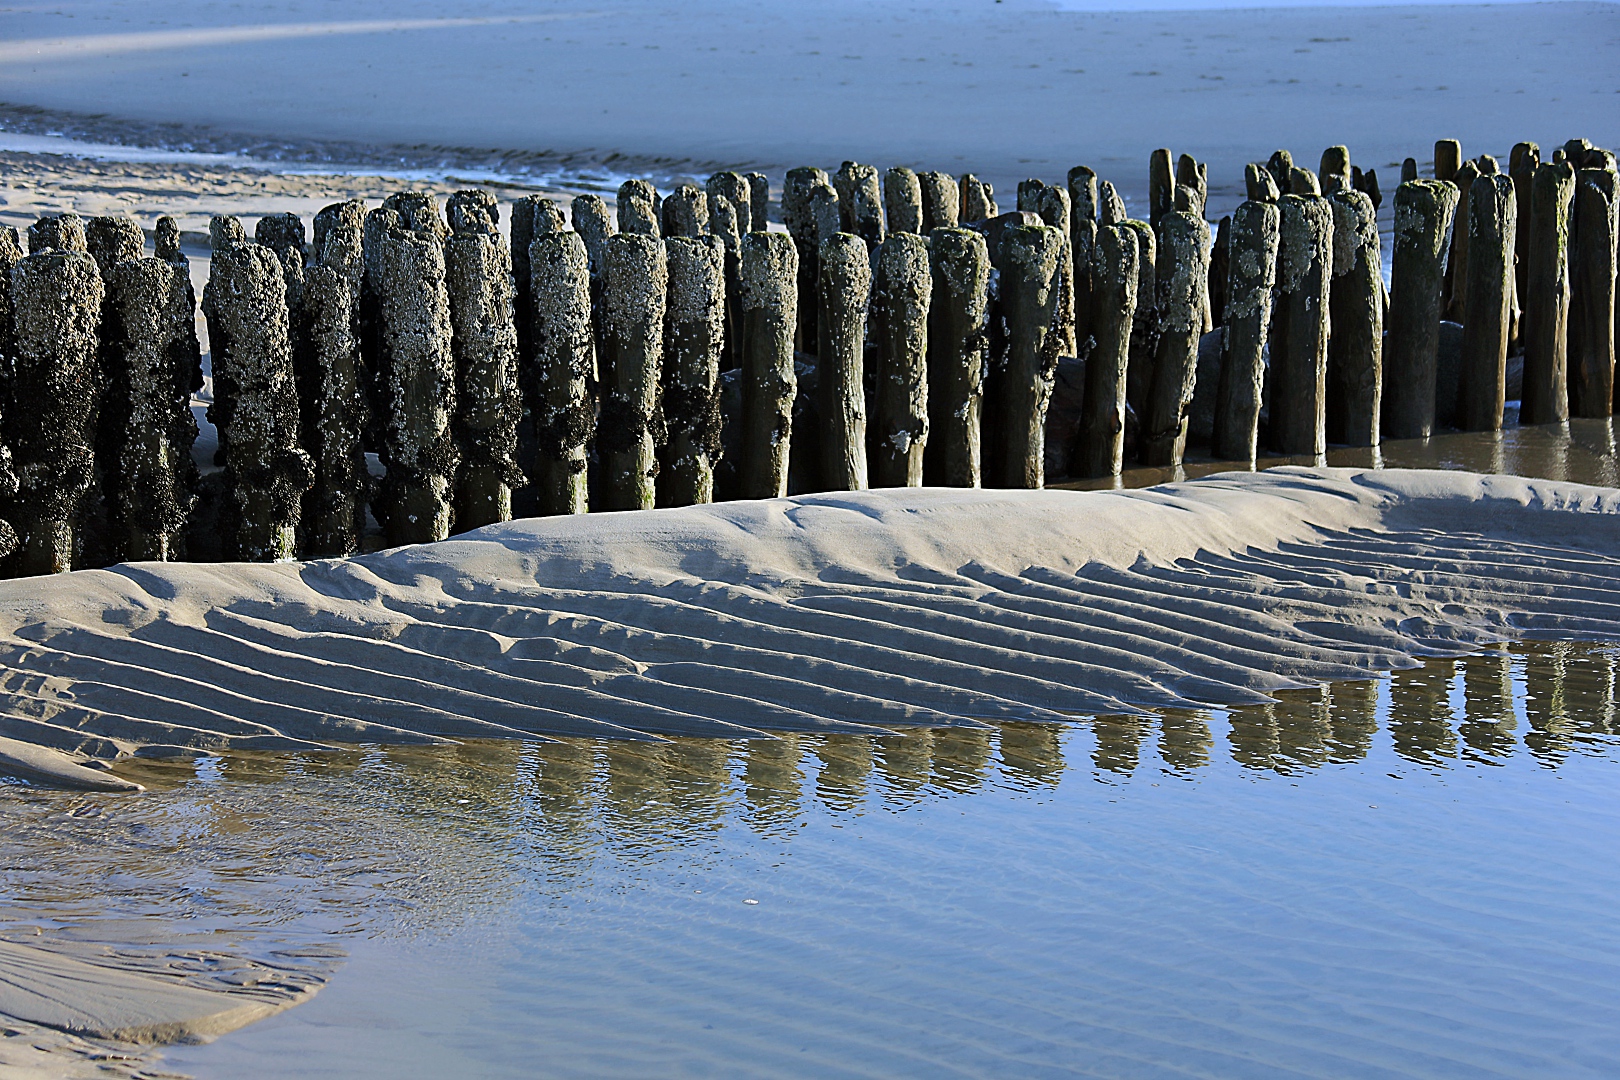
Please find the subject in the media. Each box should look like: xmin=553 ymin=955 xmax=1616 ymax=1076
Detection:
xmin=0 ymin=136 xmax=1613 ymax=573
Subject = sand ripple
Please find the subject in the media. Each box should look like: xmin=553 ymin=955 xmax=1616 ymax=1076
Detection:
xmin=1 ymin=467 xmax=1618 ymax=784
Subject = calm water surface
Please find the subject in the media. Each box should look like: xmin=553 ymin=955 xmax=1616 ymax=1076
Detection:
xmin=6 ymin=421 xmax=1620 ymax=1079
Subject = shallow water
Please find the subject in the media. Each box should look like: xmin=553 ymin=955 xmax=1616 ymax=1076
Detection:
xmin=0 ymin=641 xmax=1611 ymax=1078
xmin=6 ymin=420 xmax=1620 ymax=1078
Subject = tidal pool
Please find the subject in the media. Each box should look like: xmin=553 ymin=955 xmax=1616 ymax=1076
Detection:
xmin=6 ymin=420 xmax=1620 ymax=1078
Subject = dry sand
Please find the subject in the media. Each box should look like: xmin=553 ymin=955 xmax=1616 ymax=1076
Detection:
xmin=1 ymin=1 xmax=1615 ymax=209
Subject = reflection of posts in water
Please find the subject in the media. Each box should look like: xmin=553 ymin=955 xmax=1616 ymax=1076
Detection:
xmin=743 ymin=734 xmax=802 ymax=832
xmin=997 ymin=722 xmax=1065 ymax=787
xmin=1460 ymin=650 xmax=1518 ymax=760
xmin=1091 ymin=715 xmax=1151 ymax=776
xmin=603 ymin=741 xmax=735 ymax=831
xmin=814 ymin=734 xmax=873 ymax=811
xmin=1326 ymin=678 xmax=1379 ymax=764
xmin=1226 ymin=704 xmax=1280 ymax=771
xmin=929 ymin=728 xmax=992 ymax=794
xmin=1157 ymin=711 xmax=1212 ymax=772
xmin=1387 ymin=659 xmax=1458 ymax=765
xmin=875 ymin=730 xmax=933 ymax=802
xmin=662 ymin=741 xmax=734 ymax=819
xmin=1521 ymin=644 xmax=1572 ymax=766
xmin=1228 ymin=690 xmax=1331 ymax=772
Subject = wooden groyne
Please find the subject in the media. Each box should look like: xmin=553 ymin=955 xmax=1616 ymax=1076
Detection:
xmin=0 ymin=138 xmax=1615 ymax=571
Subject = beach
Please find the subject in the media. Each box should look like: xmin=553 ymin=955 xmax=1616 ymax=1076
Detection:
xmin=1 ymin=0 xmax=1619 ymax=1075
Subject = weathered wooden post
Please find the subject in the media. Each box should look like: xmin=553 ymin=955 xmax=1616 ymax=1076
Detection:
xmin=707 ymin=193 xmax=743 ymax=371
xmin=0 ymin=228 xmax=22 ymax=562
xmin=5 ymin=249 xmax=102 ymax=574
xmin=783 ymin=166 xmax=836 ymax=354
xmin=920 ymin=172 xmax=960 ymax=232
xmin=707 ymin=172 xmax=753 ymax=235
xmin=27 ymin=212 xmax=87 ymax=255
xmin=1098 ymin=181 xmax=1127 ymax=226
xmin=738 ymin=231 xmax=798 ymax=498
xmin=746 ymin=173 xmax=770 ymax=232
xmin=1208 ymin=214 xmax=1231 ymax=328
xmin=446 ymin=210 xmax=523 ymax=532
xmin=988 ymin=224 xmax=1065 ymax=488
xmin=834 ymin=162 xmax=885 ymax=247
xmin=1213 ymin=197 xmax=1280 ymax=463
xmin=1320 ymin=146 xmax=1352 ymax=194
xmin=571 ymin=194 xmax=615 ymax=282
xmin=1030 ymin=185 xmax=1076 ymax=362
xmin=1384 ymin=179 xmax=1459 ymax=439
xmin=1570 ymin=165 xmax=1618 ymax=417
xmin=959 ymin=175 xmax=998 ymax=223
xmin=1268 ymin=174 xmax=1333 ymax=456
xmin=1149 ymin=148 xmax=1174 ymax=230
xmin=1352 ymin=166 xmax=1383 ymax=210
xmin=1068 ymin=166 xmax=1099 ymax=348
xmin=1141 ymin=210 xmax=1210 ymax=466
xmin=1521 ymin=161 xmax=1576 ymax=425
xmin=1510 ymin=143 xmax=1539 ymax=318
xmin=1267 ymin=150 xmax=1294 ymax=193
xmin=374 ymin=215 xmax=457 ymax=546
xmin=662 ymin=184 xmax=710 ymax=239
xmin=1442 ymin=159 xmax=1479 ymax=322
xmin=1435 ymin=140 xmax=1462 ymax=183
xmin=660 ymin=235 xmax=725 ymax=506
xmin=85 ymin=214 xmax=148 ymax=565
xmin=617 ymin=180 xmax=661 ymax=237
xmin=1326 ymin=188 xmax=1383 ymax=446
xmin=510 ymin=195 xmax=566 ymax=356
xmin=884 ymin=167 xmax=924 ymax=235
xmin=207 ymin=239 xmax=312 ymax=559
xmin=1175 ymin=153 xmax=1208 ymax=219
xmin=1076 ymin=225 xmax=1139 ymax=478
xmin=106 ymin=257 xmax=192 ymax=561
xmin=1122 ymin=219 xmax=1157 ymax=425
xmin=301 ymin=206 xmax=370 ymax=556
xmin=924 ymin=227 xmax=989 ymax=487
xmin=818 ymin=232 xmax=871 ymax=491
xmin=528 ymin=231 xmax=594 ymax=515
xmin=870 ymin=232 xmax=931 ymax=487
xmin=1457 ymin=173 xmax=1517 ymax=431
xmin=596 ymin=233 xmax=666 ymax=510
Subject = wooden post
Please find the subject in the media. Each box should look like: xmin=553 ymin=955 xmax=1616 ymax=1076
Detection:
xmin=1384 ymin=179 xmax=1459 ymax=439
xmin=707 ymin=172 xmax=753 ymax=235
xmin=1175 ymin=153 xmax=1208 ymax=219
xmin=1268 ymin=183 xmax=1333 ymax=456
xmin=1326 ymin=189 xmax=1383 ymax=447
xmin=1435 ymin=140 xmax=1462 ymax=183
xmin=1246 ymin=162 xmax=1280 ymax=202
xmin=1149 ymin=148 xmax=1174 ymax=230
xmin=1442 ymin=159 xmax=1479 ymax=322
xmin=959 ymin=175 xmax=998 ymax=223
xmin=1068 ymin=166 xmax=1099 ymax=349
xmin=301 ymin=209 xmax=370 ymax=557
xmin=374 ymin=219 xmax=456 ymax=546
xmin=27 ymin=212 xmax=87 ymax=254
xmin=446 ymin=215 xmax=523 ymax=532
xmin=1401 ymin=158 xmax=1419 ymax=184
xmin=1208 ymin=214 xmax=1231 ymax=328
xmin=571 ymin=194 xmax=616 ymax=283
xmin=920 ymin=171 xmax=959 ymax=232
xmin=1141 ymin=210 xmax=1210 ymax=466
xmin=1510 ymin=143 xmax=1541 ymax=348
xmin=5 ymin=250 xmax=102 ymax=575
xmin=738 ymin=231 xmax=798 ymax=498
xmin=1122 ymin=219 xmax=1157 ymax=427
xmin=1098 ymin=181 xmax=1127 ymax=226
xmin=662 ymin=184 xmax=710 ymax=239
xmin=1521 ymin=161 xmax=1576 ymax=425
xmin=746 ymin=173 xmax=770 ymax=232
xmin=597 ymin=233 xmax=666 ymax=511
xmin=617 ymin=180 xmax=661 ymax=237
xmin=207 ymin=240 xmax=312 ymax=559
xmin=86 ymin=214 xmax=149 ymax=567
xmin=1267 ymin=150 xmax=1294 ymax=194
xmin=1569 ymin=166 xmax=1619 ymax=417
xmin=835 ymin=162 xmax=885 ymax=247
xmin=870 ymin=232 xmax=932 ymax=486
xmin=1319 ymin=146 xmax=1352 ymax=194
xmin=660 ymin=235 xmax=725 ymax=506
xmin=925 ymin=227 xmax=989 ymax=487
xmin=818 ymin=232 xmax=871 ymax=491
xmin=987 ymin=224 xmax=1064 ymax=488
xmin=528 ymin=232 xmax=594 ymax=515
xmin=783 ymin=166 xmax=836 ymax=355
xmin=1458 ymin=173 xmax=1517 ymax=431
xmin=106 ymin=257 xmax=191 ymax=561
xmin=1213 ymin=199 xmax=1280 ymax=463
xmin=510 ymin=194 xmax=566 ymax=360
xmin=1076 ymin=225 xmax=1139 ymax=478
xmin=884 ymin=167 xmax=924 ymax=235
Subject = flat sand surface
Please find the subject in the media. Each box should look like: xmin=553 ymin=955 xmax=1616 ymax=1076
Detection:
xmin=1 ymin=1 xmax=1615 ymax=206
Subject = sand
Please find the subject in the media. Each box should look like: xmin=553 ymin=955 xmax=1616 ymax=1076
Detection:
xmin=1 ymin=1 xmax=1615 ymax=210
xmin=0 ymin=467 xmax=1617 ymax=790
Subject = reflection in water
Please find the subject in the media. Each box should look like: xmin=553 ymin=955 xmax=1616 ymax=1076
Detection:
xmin=1062 ymin=417 xmax=1620 ymax=491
